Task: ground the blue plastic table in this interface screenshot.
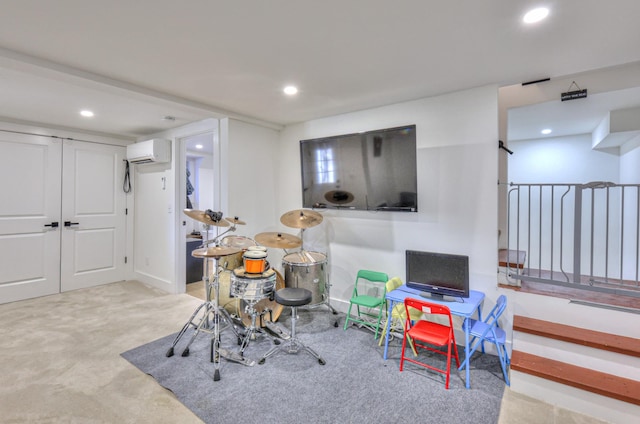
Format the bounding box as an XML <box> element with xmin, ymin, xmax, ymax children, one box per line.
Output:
<box><xmin>383</xmin><ymin>285</ymin><xmax>484</xmax><ymax>389</ymax></box>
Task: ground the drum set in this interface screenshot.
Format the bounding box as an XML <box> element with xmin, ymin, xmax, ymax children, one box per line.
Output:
<box><xmin>166</xmin><ymin>207</ymin><xmax>336</xmax><ymax>381</ymax></box>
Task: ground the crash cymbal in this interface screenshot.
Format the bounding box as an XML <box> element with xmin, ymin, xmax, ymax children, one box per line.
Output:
<box><xmin>280</xmin><ymin>209</ymin><xmax>323</xmax><ymax>229</ymax></box>
<box><xmin>254</xmin><ymin>232</ymin><xmax>302</xmax><ymax>249</ymax></box>
<box><xmin>324</xmin><ymin>190</ymin><xmax>354</xmax><ymax>205</ymax></box>
<box><xmin>192</xmin><ymin>245</ymin><xmax>241</xmax><ymax>258</ymax></box>
<box><xmin>183</xmin><ymin>209</ymin><xmax>230</xmax><ymax>227</ymax></box>
<box><xmin>225</xmin><ymin>216</ymin><xmax>246</xmax><ymax>225</ymax></box>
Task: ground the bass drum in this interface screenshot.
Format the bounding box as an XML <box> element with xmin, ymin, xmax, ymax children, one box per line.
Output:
<box><xmin>282</xmin><ymin>251</ymin><xmax>327</xmax><ymax>305</ymax></box>
<box><xmin>216</xmin><ymin>269</ymin><xmax>284</xmax><ymax>327</ymax></box>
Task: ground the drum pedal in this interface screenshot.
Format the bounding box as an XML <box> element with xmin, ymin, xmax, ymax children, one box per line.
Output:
<box><xmin>263</xmin><ymin>320</ymin><xmax>291</xmax><ymax>340</ymax></box>
<box><xmin>218</xmin><ymin>347</ymin><xmax>256</xmax><ymax>366</ymax></box>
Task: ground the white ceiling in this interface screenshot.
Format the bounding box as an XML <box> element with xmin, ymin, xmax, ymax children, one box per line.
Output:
<box><xmin>1</xmin><ymin>1</ymin><xmax>640</xmax><ymax>139</ymax></box>
<box><xmin>508</xmin><ymin>85</ymin><xmax>640</xmax><ymax>142</ymax></box>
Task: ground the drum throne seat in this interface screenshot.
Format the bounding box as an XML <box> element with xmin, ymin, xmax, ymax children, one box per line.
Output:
<box><xmin>258</xmin><ymin>287</ymin><xmax>326</xmax><ymax>365</ymax></box>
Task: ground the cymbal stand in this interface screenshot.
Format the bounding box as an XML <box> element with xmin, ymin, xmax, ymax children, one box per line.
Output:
<box><xmin>200</xmin><ymin>222</ymin><xmax>237</xmax><ymax>248</ymax></box>
<box><xmin>236</xmin><ymin>300</ymin><xmax>262</xmax><ymax>360</ymax></box>
<box><xmin>165</xmin><ymin>251</ymin><xmax>245</xmax><ymax>381</ymax></box>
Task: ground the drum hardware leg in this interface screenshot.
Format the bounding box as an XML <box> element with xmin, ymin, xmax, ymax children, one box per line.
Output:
<box><xmin>166</xmin><ymin>301</ymin><xmax>207</xmax><ymax>357</ymax></box>
<box><xmin>166</xmin><ymin>255</ymin><xmax>250</xmax><ymax>379</ymax></box>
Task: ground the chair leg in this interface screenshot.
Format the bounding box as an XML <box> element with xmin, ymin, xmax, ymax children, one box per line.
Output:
<box><xmin>343</xmin><ymin>302</ymin><xmax>356</xmax><ymax>330</ymax></box>
<box><xmin>378</xmin><ymin>315</ymin><xmax>390</xmax><ymax>346</ymax></box>
<box><xmin>496</xmin><ymin>343</ymin><xmax>510</xmax><ymax>386</ymax></box>
<box><xmin>378</xmin><ymin>316</ymin><xmax>418</xmax><ymax>356</ymax></box>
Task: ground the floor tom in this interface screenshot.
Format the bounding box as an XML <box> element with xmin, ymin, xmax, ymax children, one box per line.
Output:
<box><xmin>282</xmin><ymin>251</ymin><xmax>328</xmax><ymax>305</ymax></box>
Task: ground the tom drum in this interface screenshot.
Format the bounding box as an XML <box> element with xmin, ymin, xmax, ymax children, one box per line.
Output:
<box><xmin>220</xmin><ymin>236</ymin><xmax>257</xmax><ymax>271</ymax></box>
<box><xmin>282</xmin><ymin>251</ymin><xmax>328</xmax><ymax>305</ymax></box>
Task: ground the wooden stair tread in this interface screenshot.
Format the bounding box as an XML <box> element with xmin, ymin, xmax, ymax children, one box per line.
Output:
<box><xmin>499</xmin><ymin>249</ymin><xmax>526</xmax><ymax>269</ymax></box>
<box><xmin>511</xmin><ymin>351</ymin><xmax>640</xmax><ymax>406</ymax></box>
<box><xmin>513</xmin><ymin>316</ymin><xmax>640</xmax><ymax>358</ymax></box>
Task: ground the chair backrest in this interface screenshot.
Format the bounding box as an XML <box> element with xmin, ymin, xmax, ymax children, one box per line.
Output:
<box><xmin>485</xmin><ymin>295</ymin><xmax>507</xmax><ymax>327</ymax></box>
<box><xmin>385</xmin><ymin>276</ymin><xmax>403</xmax><ymax>293</ymax></box>
<box><xmin>404</xmin><ymin>297</ymin><xmax>454</xmax><ymax>328</ymax></box>
<box><xmin>357</xmin><ymin>269</ymin><xmax>389</xmax><ymax>283</ymax></box>
<box><xmin>352</xmin><ymin>269</ymin><xmax>389</xmax><ymax>298</ymax></box>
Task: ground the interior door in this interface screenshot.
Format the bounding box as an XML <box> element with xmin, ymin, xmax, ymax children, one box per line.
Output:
<box><xmin>0</xmin><ymin>133</ymin><xmax>62</xmax><ymax>304</ymax></box>
<box><xmin>60</xmin><ymin>140</ymin><xmax>127</xmax><ymax>291</ymax></box>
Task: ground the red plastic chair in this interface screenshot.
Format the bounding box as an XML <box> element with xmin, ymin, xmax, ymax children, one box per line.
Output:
<box><xmin>400</xmin><ymin>297</ymin><xmax>460</xmax><ymax>389</ymax></box>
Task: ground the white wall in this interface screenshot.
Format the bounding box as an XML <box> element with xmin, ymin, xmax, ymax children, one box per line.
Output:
<box><xmin>221</xmin><ymin>118</ymin><xmax>281</xmax><ymax>239</ymax></box>
<box><xmin>620</xmin><ymin>135</ymin><xmax>640</xmax><ymax>279</ymax></box>
<box><xmin>276</xmin><ymin>85</ymin><xmax>500</xmax><ymax>311</ymax></box>
<box><xmin>620</xmin><ymin>135</ymin><xmax>640</xmax><ymax>183</ymax></box>
<box><xmin>131</xmin><ymin>119</ymin><xmax>217</xmax><ymax>293</ymax></box>
<box><xmin>509</xmin><ymin>133</ymin><xmax>619</xmax><ymax>184</ymax></box>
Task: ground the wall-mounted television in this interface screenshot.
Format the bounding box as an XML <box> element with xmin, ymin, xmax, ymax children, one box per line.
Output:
<box><xmin>300</xmin><ymin>125</ymin><xmax>417</xmax><ymax>212</ymax></box>
<box><xmin>405</xmin><ymin>250</ymin><xmax>469</xmax><ymax>301</ymax></box>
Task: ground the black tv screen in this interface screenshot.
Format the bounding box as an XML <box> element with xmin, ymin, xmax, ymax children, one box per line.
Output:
<box><xmin>405</xmin><ymin>250</ymin><xmax>470</xmax><ymax>300</ymax></box>
<box><xmin>300</xmin><ymin>125</ymin><xmax>417</xmax><ymax>211</ymax></box>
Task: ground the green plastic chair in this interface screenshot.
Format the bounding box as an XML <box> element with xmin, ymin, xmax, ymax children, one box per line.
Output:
<box><xmin>378</xmin><ymin>276</ymin><xmax>422</xmax><ymax>356</ymax></box>
<box><xmin>343</xmin><ymin>269</ymin><xmax>389</xmax><ymax>338</ymax></box>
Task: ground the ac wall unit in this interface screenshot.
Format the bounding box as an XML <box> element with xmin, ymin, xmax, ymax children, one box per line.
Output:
<box><xmin>126</xmin><ymin>138</ymin><xmax>170</xmax><ymax>164</ymax></box>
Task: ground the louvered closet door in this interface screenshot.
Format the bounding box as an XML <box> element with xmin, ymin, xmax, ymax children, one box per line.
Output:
<box><xmin>60</xmin><ymin>140</ymin><xmax>126</xmax><ymax>292</ymax></box>
<box><xmin>0</xmin><ymin>133</ymin><xmax>62</xmax><ymax>304</ymax></box>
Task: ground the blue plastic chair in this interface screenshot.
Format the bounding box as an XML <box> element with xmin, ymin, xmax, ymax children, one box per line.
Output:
<box><xmin>459</xmin><ymin>294</ymin><xmax>510</xmax><ymax>385</ymax></box>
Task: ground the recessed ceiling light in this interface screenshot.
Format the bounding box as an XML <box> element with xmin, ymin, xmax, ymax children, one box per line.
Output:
<box><xmin>195</xmin><ymin>144</ymin><xmax>203</xmax><ymax>149</ymax></box>
<box><xmin>80</xmin><ymin>110</ymin><xmax>94</xmax><ymax>118</ymax></box>
<box><xmin>523</xmin><ymin>7</ymin><xmax>549</xmax><ymax>24</ymax></box>
<box><xmin>283</xmin><ymin>85</ymin><xmax>298</xmax><ymax>95</ymax></box>
<box><xmin>541</xmin><ymin>128</ymin><xmax>552</xmax><ymax>135</ymax></box>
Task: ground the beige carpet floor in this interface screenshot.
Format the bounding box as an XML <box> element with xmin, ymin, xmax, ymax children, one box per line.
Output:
<box><xmin>0</xmin><ymin>281</ymin><xmax>203</xmax><ymax>423</ymax></box>
<box><xmin>0</xmin><ymin>280</ymin><xmax>606</xmax><ymax>423</ymax></box>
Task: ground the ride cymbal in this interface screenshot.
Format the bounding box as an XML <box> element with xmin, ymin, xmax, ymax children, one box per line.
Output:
<box><xmin>183</xmin><ymin>209</ymin><xmax>230</xmax><ymax>227</ymax></box>
<box><xmin>192</xmin><ymin>245</ymin><xmax>241</xmax><ymax>258</ymax></box>
<box><xmin>254</xmin><ymin>232</ymin><xmax>302</xmax><ymax>249</ymax></box>
<box><xmin>280</xmin><ymin>209</ymin><xmax>323</xmax><ymax>229</ymax></box>
<box><xmin>225</xmin><ymin>216</ymin><xmax>246</xmax><ymax>225</ymax></box>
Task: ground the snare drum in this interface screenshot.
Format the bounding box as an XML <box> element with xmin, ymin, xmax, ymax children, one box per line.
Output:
<box><xmin>282</xmin><ymin>251</ymin><xmax>328</xmax><ymax>305</ymax></box>
<box><xmin>215</xmin><ymin>269</ymin><xmax>284</xmax><ymax>327</ymax></box>
<box><xmin>243</xmin><ymin>249</ymin><xmax>268</xmax><ymax>274</ymax></box>
<box><xmin>221</xmin><ymin>236</ymin><xmax>257</xmax><ymax>271</ymax></box>
<box><xmin>231</xmin><ymin>267</ymin><xmax>277</xmax><ymax>302</ymax></box>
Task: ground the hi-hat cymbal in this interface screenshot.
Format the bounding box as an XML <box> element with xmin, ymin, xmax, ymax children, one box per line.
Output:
<box><xmin>192</xmin><ymin>245</ymin><xmax>241</xmax><ymax>258</ymax></box>
<box><xmin>280</xmin><ymin>209</ymin><xmax>323</xmax><ymax>229</ymax></box>
<box><xmin>183</xmin><ymin>209</ymin><xmax>230</xmax><ymax>227</ymax></box>
<box><xmin>225</xmin><ymin>216</ymin><xmax>246</xmax><ymax>225</ymax></box>
<box><xmin>254</xmin><ymin>232</ymin><xmax>302</xmax><ymax>249</ymax></box>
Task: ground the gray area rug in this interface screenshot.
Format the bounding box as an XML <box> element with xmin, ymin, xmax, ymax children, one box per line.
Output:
<box><xmin>122</xmin><ymin>307</ymin><xmax>505</xmax><ymax>424</ymax></box>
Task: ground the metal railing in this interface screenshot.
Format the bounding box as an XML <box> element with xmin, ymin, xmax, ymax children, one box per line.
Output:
<box><xmin>505</xmin><ymin>182</ymin><xmax>640</xmax><ymax>297</ymax></box>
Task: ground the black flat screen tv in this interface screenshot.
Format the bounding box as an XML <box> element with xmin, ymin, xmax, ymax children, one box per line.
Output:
<box><xmin>300</xmin><ymin>125</ymin><xmax>417</xmax><ymax>212</ymax></box>
<box><xmin>405</xmin><ymin>250</ymin><xmax>470</xmax><ymax>301</ymax></box>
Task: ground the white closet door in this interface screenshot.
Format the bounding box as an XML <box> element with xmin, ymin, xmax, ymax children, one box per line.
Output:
<box><xmin>0</xmin><ymin>133</ymin><xmax>62</xmax><ymax>304</ymax></box>
<box><xmin>60</xmin><ymin>140</ymin><xmax>127</xmax><ymax>291</ymax></box>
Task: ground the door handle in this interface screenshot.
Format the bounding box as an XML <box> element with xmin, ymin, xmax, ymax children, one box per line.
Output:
<box><xmin>44</xmin><ymin>222</ymin><xmax>59</xmax><ymax>228</ymax></box>
<box><xmin>64</xmin><ymin>221</ymin><xmax>79</xmax><ymax>227</ymax></box>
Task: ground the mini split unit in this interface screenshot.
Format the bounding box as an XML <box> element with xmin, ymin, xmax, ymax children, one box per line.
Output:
<box><xmin>126</xmin><ymin>138</ymin><xmax>171</xmax><ymax>164</ymax></box>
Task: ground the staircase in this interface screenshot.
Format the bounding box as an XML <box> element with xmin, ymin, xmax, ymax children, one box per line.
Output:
<box><xmin>510</xmin><ymin>311</ymin><xmax>640</xmax><ymax>423</ymax></box>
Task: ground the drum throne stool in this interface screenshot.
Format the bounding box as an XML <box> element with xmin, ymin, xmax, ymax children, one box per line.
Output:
<box><xmin>258</xmin><ymin>287</ymin><xmax>326</xmax><ymax>365</ymax></box>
